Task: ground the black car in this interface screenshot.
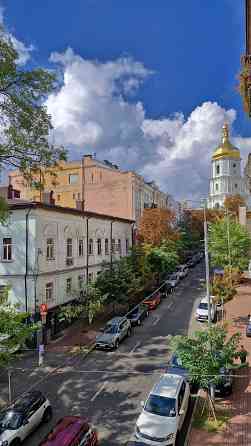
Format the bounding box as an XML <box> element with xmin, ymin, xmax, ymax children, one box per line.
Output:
<box><xmin>159</xmin><ymin>282</ymin><xmax>172</xmax><ymax>297</ymax></box>
<box><xmin>127</xmin><ymin>304</ymin><xmax>149</xmax><ymax>326</ymax></box>
<box><xmin>187</xmin><ymin>258</ymin><xmax>196</xmax><ymax>268</ymax></box>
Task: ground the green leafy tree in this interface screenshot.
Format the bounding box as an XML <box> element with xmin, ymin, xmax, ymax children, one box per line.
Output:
<box><xmin>0</xmin><ymin>289</ymin><xmax>38</xmax><ymax>367</ymax></box>
<box><xmin>145</xmin><ymin>243</ymin><xmax>179</xmax><ymax>284</ymax></box>
<box><xmin>0</xmin><ymin>30</ymin><xmax>66</xmax><ymax>220</ymax></box>
<box><xmin>208</xmin><ymin>217</ymin><xmax>251</xmax><ymax>271</ymax></box>
<box><xmin>170</xmin><ymin>326</ymin><xmax>241</xmax><ymax>393</ymax></box>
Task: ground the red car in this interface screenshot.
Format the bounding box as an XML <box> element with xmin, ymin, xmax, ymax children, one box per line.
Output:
<box><xmin>143</xmin><ymin>291</ymin><xmax>161</xmax><ymax>310</ymax></box>
<box><xmin>39</xmin><ymin>416</ymin><xmax>98</xmax><ymax>446</ymax></box>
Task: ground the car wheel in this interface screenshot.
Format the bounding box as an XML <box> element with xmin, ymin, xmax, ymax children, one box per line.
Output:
<box><xmin>137</xmin><ymin>319</ymin><xmax>141</xmax><ymax>326</ymax></box>
<box><xmin>10</xmin><ymin>440</ymin><xmax>21</xmax><ymax>446</ymax></box>
<box><xmin>43</xmin><ymin>406</ymin><xmax>53</xmax><ymax>423</ymax></box>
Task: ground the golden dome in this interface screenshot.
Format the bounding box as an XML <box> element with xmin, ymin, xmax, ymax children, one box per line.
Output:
<box><xmin>212</xmin><ymin>123</ymin><xmax>240</xmax><ymax>160</ymax></box>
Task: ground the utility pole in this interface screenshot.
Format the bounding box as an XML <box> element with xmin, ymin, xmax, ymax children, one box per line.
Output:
<box><xmin>203</xmin><ymin>202</ymin><xmax>211</xmax><ymax>326</ymax></box>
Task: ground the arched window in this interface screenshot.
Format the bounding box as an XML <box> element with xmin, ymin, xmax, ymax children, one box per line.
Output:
<box><xmin>215</xmin><ymin>183</ymin><xmax>218</xmax><ymax>191</ymax></box>
<box><xmin>105</xmin><ymin>238</ymin><xmax>109</xmax><ymax>255</ymax></box>
<box><xmin>88</xmin><ymin>238</ymin><xmax>93</xmax><ymax>255</ymax></box>
<box><xmin>216</xmin><ymin>165</ymin><xmax>220</xmax><ymax>175</ymax></box>
<box><xmin>215</xmin><ymin>203</ymin><xmax>220</xmax><ymax>209</ymax></box>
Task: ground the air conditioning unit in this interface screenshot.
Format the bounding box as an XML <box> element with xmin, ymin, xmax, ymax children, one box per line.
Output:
<box><xmin>66</xmin><ymin>257</ymin><xmax>73</xmax><ymax>266</ymax></box>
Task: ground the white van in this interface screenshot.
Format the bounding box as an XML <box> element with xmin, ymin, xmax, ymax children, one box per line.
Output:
<box><xmin>196</xmin><ymin>296</ymin><xmax>216</xmax><ymax>322</ymax></box>
<box><xmin>135</xmin><ymin>374</ymin><xmax>190</xmax><ymax>446</ymax></box>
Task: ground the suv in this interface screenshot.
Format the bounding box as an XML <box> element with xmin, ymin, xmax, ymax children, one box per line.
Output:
<box><xmin>135</xmin><ymin>374</ymin><xmax>190</xmax><ymax>446</ymax></box>
<box><xmin>196</xmin><ymin>297</ymin><xmax>216</xmax><ymax>322</ymax></box>
<box><xmin>0</xmin><ymin>391</ymin><xmax>52</xmax><ymax>446</ymax></box>
<box><xmin>166</xmin><ymin>273</ymin><xmax>179</xmax><ymax>288</ymax></box>
<box><xmin>95</xmin><ymin>317</ymin><xmax>131</xmax><ymax>350</ymax></box>
<box><xmin>127</xmin><ymin>304</ymin><xmax>149</xmax><ymax>326</ymax></box>
<box><xmin>39</xmin><ymin>416</ymin><xmax>98</xmax><ymax>446</ymax></box>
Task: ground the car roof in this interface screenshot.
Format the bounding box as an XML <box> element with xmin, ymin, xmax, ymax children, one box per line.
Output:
<box><xmin>150</xmin><ymin>373</ymin><xmax>183</xmax><ymax>399</ymax></box>
<box><xmin>107</xmin><ymin>317</ymin><xmax>125</xmax><ymax>324</ymax></box>
<box><xmin>11</xmin><ymin>391</ymin><xmax>43</xmax><ymax>413</ymax></box>
<box><xmin>39</xmin><ymin>416</ymin><xmax>89</xmax><ymax>446</ymax></box>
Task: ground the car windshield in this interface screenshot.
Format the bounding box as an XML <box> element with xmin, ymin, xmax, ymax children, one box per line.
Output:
<box><xmin>129</xmin><ymin>309</ymin><xmax>139</xmax><ymax>317</ymax></box>
<box><xmin>198</xmin><ymin>302</ymin><xmax>208</xmax><ymax>310</ymax></box>
<box><xmin>171</xmin><ymin>354</ymin><xmax>183</xmax><ymax>368</ymax></box>
<box><xmin>104</xmin><ymin>325</ymin><xmax>118</xmax><ymax>334</ymax></box>
<box><xmin>145</xmin><ymin>395</ymin><xmax>176</xmax><ymax>417</ymax></box>
<box><xmin>0</xmin><ymin>411</ymin><xmax>22</xmax><ymax>430</ymax></box>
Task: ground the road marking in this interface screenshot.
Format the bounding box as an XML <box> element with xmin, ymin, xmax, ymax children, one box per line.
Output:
<box><xmin>167</xmin><ymin>302</ymin><xmax>173</xmax><ymax>310</ymax></box>
<box><xmin>91</xmin><ymin>381</ymin><xmax>107</xmax><ymax>402</ymax></box>
<box><xmin>152</xmin><ymin>316</ymin><xmax>160</xmax><ymax>326</ymax></box>
<box><xmin>129</xmin><ymin>341</ymin><xmax>141</xmax><ymax>354</ymax></box>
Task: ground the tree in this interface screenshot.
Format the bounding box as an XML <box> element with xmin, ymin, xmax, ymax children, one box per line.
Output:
<box><xmin>208</xmin><ymin>217</ymin><xmax>251</xmax><ymax>271</ymax></box>
<box><xmin>170</xmin><ymin>326</ymin><xmax>241</xmax><ymax>405</ymax></box>
<box><xmin>145</xmin><ymin>243</ymin><xmax>179</xmax><ymax>283</ymax></box>
<box><xmin>138</xmin><ymin>208</ymin><xmax>178</xmax><ymax>246</ymax></box>
<box><xmin>0</xmin><ymin>289</ymin><xmax>38</xmax><ymax>367</ymax></box>
<box><xmin>224</xmin><ymin>194</ymin><xmax>246</xmax><ymax>217</ymax></box>
<box><xmin>0</xmin><ymin>31</ymin><xmax>66</xmax><ymax>218</ymax></box>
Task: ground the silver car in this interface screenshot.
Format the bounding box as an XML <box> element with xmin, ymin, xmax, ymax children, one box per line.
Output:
<box><xmin>96</xmin><ymin>317</ymin><xmax>132</xmax><ymax>350</ymax></box>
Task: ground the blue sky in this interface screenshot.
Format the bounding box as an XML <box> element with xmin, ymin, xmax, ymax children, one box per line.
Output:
<box><xmin>2</xmin><ymin>0</ymin><xmax>251</xmax><ymax>199</ymax></box>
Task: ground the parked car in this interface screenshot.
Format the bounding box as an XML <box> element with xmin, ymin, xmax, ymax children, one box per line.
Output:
<box><xmin>95</xmin><ymin>317</ymin><xmax>131</xmax><ymax>350</ymax></box>
<box><xmin>0</xmin><ymin>391</ymin><xmax>52</xmax><ymax>446</ymax></box>
<box><xmin>246</xmin><ymin>321</ymin><xmax>251</xmax><ymax>337</ymax></box>
<box><xmin>195</xmin><ymin>296</ymin><xmax>216</xmax><ymax>322</ymax></box>
<box><xmin>166</xmin><ymin>273</ymin><xmax>179</xmax><ymax>288</ymax></box>
<box><xmin>159</xmin><ymin>282</ymin><xmax>173</xmax><ymax>297</ymax></box>
<box><xmin>166</xmin><ymin>352</ymin><xmax>232</xmax><ymax>397</ymax></box>
<box><xmin>135</xmin><ymin>373</ymin><xmax>190</xmax><ymax>446</ymax></box>
<box><xmin>39</xmin><ymin>416</ymin><xmax>98</xmax><ymax>446</ymax></box>
<box><xmin>127</xmin><ymin>304</ymin><xmax>149</xmax><ymax>326</ymax></box>
<box><xmin>177</xmin><ymin>265</ymin><xmax>189</xmax><ymax>279</ymax></box>
<box><xmin>143</xmin><ymin>290</ymin><xmax>161</xmax><ymax>310</ymax></box>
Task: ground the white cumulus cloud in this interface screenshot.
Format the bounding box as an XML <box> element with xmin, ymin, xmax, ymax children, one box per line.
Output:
<box><xmin>47</xmin><ymin>49</ymin><xmax>251</xmax><ymax>200</ymax></box>
<box><xmin>0</xmin><ymin>6</ymin><xmax>34</xmax><ymax>65</ymax></box>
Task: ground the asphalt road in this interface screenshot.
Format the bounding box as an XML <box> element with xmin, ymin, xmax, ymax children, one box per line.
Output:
<box><xmin>1</xmin><ymin>263</ymin><xmax>205</xmax><ymax>446</ymax></box>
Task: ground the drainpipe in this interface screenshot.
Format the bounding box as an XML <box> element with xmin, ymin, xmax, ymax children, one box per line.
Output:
<box><xmin>25</xmin><ymin>207</ymin><xmax>32</xmax><ymax>314</ymax></box>
<box><xmin>110</xmin><ymin>221</ymin><xmax>113</xmax><ymax>271</ymax></box>
<box><xmin>86</xmin><ymin>217</ymin><xmax>89</xmax><ymax>284</ymax></box>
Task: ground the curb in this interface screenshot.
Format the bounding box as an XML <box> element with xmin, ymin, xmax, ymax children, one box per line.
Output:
<box><xmin>184</xmin><ymin>393</ymin><xmax>200</xmax><ymax>446</ymax></box>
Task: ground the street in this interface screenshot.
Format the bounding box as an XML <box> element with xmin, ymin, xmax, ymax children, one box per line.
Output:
<box><xmin>0</xmin><ymin>263</ymin><xmax>205</xmax><ymax>445</ymax></box>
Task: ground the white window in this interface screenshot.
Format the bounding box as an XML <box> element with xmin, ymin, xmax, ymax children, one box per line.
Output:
<box><xmin>88</xmin><ymin>238</ymin><xmax>93</xmax><ymax>255</ymax></box>
<box><xmin>78</xmin><ymin>274</ymin><xmax>84</xmax><ymax>289</ymax></box>
<box><xmin>2</xmin><ymin>238</ymin><xmax>12</xmax><ymax>261</ymax></box>
<box><xmin>117</xmin><ymin>239</ymin><xmax>121</xmax><ymax>254</ymax></box>
<box><xmin>66</xmin><ymin>278</ymin><xmax>72</xmax><ymax>293</ymax></box>
<box><xmin>111</xmin><ymin>239</ymin><xmax>115</xmax><ymax>254</ymax></box>
<box><xmin>46</xmin><ymin>238</ymin><xmax>54</xmax><ymax>260</ymax></box>
<box><xmin>66</xmin><ymin>238</ymin><xmax>73</xmax><ymax>258</ymax></box>
<box><xmin>97</xmin><ymin>238</ymin><xmax>102</xmax><ymax>255</ymax></box>
<box><xmin>105</xmin><ymin>238</ymin><xmax>109</xmax><ymax>255</ymax></box>
<box><xmin>78</xmin><ymin>239</ymin><xmax>84</xmax><ymax>257</ymax></box>
<box><xmin>45</xmin><ymin>282</ymin><xmax>53</xmax><ymax>301</ymax></box>
<box><xmin>69</xmin><ymin>174</ymin><xmax>79</xmax><ymax>185</ymax></box>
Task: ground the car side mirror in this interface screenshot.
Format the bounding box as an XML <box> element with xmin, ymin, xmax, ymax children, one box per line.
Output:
<box><xmin>23</xmin><ymin>419</ymin><xmax>29</xmax><ymax>425</ymax></box>
<box><xmin>140</xmin><ymin>400</ymin><xmax>145</xmax><ymax>408</ymax></box>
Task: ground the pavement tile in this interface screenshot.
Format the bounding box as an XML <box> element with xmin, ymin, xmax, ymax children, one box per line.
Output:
<box><xmin>189</xmin><ymin>279</ymin><xmax>251</xmax><ymax>446</ymax></box>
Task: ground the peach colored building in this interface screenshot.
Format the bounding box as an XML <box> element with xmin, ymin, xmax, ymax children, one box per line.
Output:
<box><xmin>9</xmin><ymin>155</ymin><xmax>169</xmax><ymax>225</ymax></box>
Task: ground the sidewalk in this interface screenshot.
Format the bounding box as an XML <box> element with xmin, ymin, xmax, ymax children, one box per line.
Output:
<box><xmin>189</xmin><ymin>279</ymin><xmax>251</xmax><ymax>445</ymax></box>
<box><xmin>46</xmin><ymin>318</ymin><xmax>101</xmax><ymax>353</ymax></box>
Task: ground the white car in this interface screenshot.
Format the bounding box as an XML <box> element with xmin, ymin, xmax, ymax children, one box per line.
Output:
<box><xmin>135</xmin><ymin>374</ymin><xmax>190</xmax><ymax>446</ymax></box>
<box><xmin>196</xmin><ymin>296</ymin><xmax>216</xmax><ymax>322</ymax></box>
<box><xmin>0</xmin><ymin>391</ymin><xmax>52</xmax><ymax>446</ymax></box>
<box><xmin>166</xmin><ymin>273</ymin><xmax>179</xmax><ymax>288</ymax></box>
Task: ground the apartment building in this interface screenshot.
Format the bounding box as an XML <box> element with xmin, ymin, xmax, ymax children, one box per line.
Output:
<box><xmin>9</xmin><ymin>155</ymin><xmax>169</xmax><ymax>226</ymax></box>
<box><xmin>0</xmin><ymin>201</ymin><xmax>133</xmax><ymax>340</ymax></box>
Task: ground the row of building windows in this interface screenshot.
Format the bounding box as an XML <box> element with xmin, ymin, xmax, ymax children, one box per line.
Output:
<box><xmin>0</xmin><ymin>237</ymin><xmax>130</xmax><ymax>262</ymax></box>
<box><xmin>215</xmin><ymin>163</ymin><xmax>237</xmax><ymax>175</ymax></box>
<box><xmin>214</xmin><ymin>183</ymin><xmax>238</xmax><ymax>192</ymax></box>
<box><xmin>45</xmin><ymin>272</ymin><xmax>96</xmax><ymax>302</ymax></box>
